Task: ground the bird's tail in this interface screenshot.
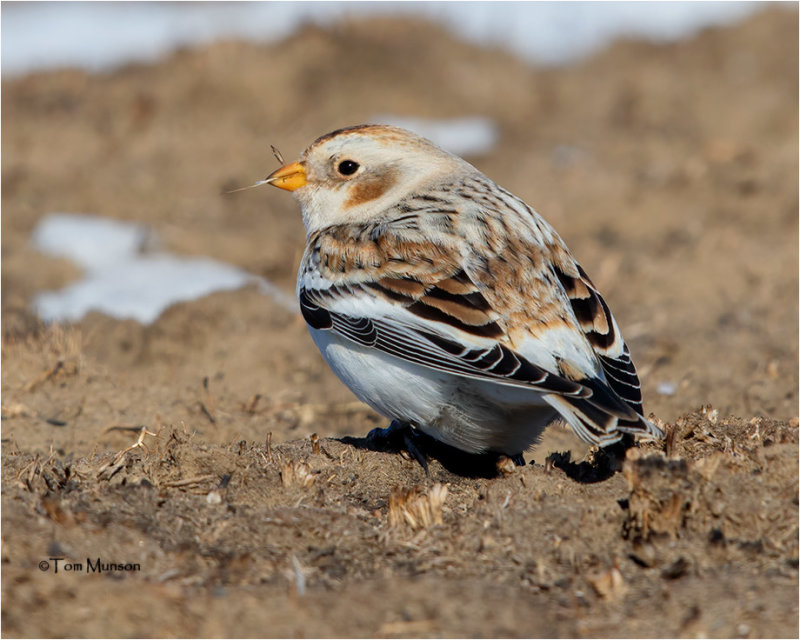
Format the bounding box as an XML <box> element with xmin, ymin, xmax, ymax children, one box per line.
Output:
<box><xmin>544</xmin><ymin>377</ymin><xmax>664</xmax><ymax>447</ymax></box>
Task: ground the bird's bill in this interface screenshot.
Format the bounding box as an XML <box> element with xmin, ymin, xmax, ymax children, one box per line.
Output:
<box><xmin>265</xmin><ymin>161</ymin><xmax>307</xmax><ymax>191</ymax></box>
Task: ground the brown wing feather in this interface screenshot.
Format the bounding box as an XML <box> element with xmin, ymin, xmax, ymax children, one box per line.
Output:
<box><xmin>309</xmin><ymin>224</ymin><xmax>504</xmax><ymax>338</ymax></box>
<box><xmin>553</xmin><ymin>263</ymin><xmax>644</xmax><ymax>415</ymax></box>
<box><xmin>366</xmin><ymin>268</ymin><xmax>504</xmax><ymax>339</ymax></box>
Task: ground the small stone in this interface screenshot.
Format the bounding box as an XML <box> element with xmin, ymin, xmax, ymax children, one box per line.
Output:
<box><xmin>587</xmin><ymin>567</ymin><xmax>627</xmax><ymax>600</ymax></box>
<box><xmin>496</xmin><ymin>455</ymin><xmax>516</xmax><ymax>476</ymax></box>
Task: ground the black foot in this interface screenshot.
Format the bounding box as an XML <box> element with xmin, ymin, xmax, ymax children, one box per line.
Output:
<box><xmin>366</xmin><ymin>420</ymin><xmax>429</xmax><ymax>473</ymax></box>
<box><xmin>546</xmin><ymin>433</ymin><xmax>636</xmax><ymax>483</ymax></box>
<box><xmin>339</xmin><ymin>426</ymin><xmax>525</xmax><ymax>479</ymax></box>
<box><xmin>601</xmin><ymin>433</ymin><xmax>635</xmax><ymax>466</ymax></box>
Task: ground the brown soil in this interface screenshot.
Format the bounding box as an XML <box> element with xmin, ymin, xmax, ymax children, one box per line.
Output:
<box><xmin>2</xmin><ymin>8</ymin><xmax>798</xmax><ymax>638</ymax></box>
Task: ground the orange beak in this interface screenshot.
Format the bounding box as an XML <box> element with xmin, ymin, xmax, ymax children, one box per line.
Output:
<box><xmin>265</xmin><ymin>161</ymin><xmax>307</xmax><ymax>191</ymax></box>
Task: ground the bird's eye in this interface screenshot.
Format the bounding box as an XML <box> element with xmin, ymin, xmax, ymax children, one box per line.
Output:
<box><xmin>337</xmin><ymin>160</ymin><xmax>360</xmax><ymax>176</ymax></box>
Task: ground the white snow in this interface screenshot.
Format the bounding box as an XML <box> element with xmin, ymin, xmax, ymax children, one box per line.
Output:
<box><xmin>31</xmin><ymin>213</ymin><xmax>296</xmax><ymax>325</ymax></box>
<box><xmin>657</xmin><ymin>381</ymin><xmax>677</xmax><ymax>396</ymax></box>
<box><xmin>372</xmin><ymin>115</ymin><xmax>499</xmax><ymax>156</ymax></box>
<box><xmin>1</xmin><ymin>2</ymin><xmax>766</xmax><ymax>76</ymax></box>
<box><xmin>31</xmin><ymin>213</ymin><xmax>152</xmax><ymax>271</ymax></box>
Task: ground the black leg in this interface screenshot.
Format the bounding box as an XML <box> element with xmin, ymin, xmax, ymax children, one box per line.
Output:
<box><xmin>599</xmin><ymin>433</ymin><xmax>635</xmax><ymax>471</ymax></box>
<box><xmin>366</xmin><ymin>420</ymin><xmax>429</xmax><ymax>473</ymax></box>
<box><xmin>341</xmin><ymin>424</ymin><xmax>520</xmax><ymax>479</ymax></box>
<box><xmin>546</xmin><ymin>433</ymin><xmax>636</xmax><ymax>483</ymax></box>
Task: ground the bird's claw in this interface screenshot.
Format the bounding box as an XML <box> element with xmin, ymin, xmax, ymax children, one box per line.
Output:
<box><xmin>366</xmin><ymin>420</ymin><xmax>429</xmax><ymax>474</ymax></box>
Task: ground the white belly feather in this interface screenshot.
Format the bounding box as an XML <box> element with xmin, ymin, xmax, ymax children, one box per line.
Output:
<box><xmin>308</xmin><ymin>327</ymin><xmax>558</xmax><ymax>454</ymax></box>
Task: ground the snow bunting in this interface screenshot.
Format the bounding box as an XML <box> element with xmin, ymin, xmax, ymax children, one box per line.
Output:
<box><xmin>263</xmin><ymin>125</ymin><xmax>663</xmax><ymax>461</ymax></box>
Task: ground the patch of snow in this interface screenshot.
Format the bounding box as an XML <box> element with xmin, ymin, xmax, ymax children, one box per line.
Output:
<box><xmin>657</xmin><ymin>381</ymin><xmax>677</xmax><ymax>396</ymax></box>
<box><xmin>31</xmin><ymin>213</ymin><xmax>152</xmax><ymax>271</ymax></box>
<box><xmin>1</xmin><ymin>2</ymin><xmax>767</xmax><ymax>76</ymax></box>
<box><xmin>31</xmin><ymin>213</ymin><xmax>296</xmax><ymax>325</ymax></box>
<box><xmin>372</xmin><ymin>115</ymin><xmax>499</xmax><ymax>156</ymax></box>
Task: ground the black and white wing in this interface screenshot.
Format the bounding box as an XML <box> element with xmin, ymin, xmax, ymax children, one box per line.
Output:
<box><xmin>299</xmin><ymin>254</ymin><xmax>662</xmax><ymax>446</ymax></box>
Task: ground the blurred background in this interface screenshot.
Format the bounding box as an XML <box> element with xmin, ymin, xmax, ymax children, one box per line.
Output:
<box><xmin>2</xmin><ymin>1</ymin><xmax>763</xmax><ymax>75</ymax></box>
<box><xmin>2</xmin><ymin>0</ymin><xmax>797</xmax><ymax>446</ymax></box>
<box><xmin>2</xmin><ymin>4</ymin><xmax>798</xmax><ymax>637</ymax></box>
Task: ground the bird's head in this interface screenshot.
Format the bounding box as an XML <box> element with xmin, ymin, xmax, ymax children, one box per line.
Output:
<box><xmin>265</xmin><ymin>125</ymin><xmax>474</xmax><ymax>233</ymax></box>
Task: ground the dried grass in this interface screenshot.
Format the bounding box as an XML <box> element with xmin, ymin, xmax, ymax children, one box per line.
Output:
<box><xmin>388</xmin><ymin>483</ymin><xmax>448</xmax><ymax>530</ymax></box>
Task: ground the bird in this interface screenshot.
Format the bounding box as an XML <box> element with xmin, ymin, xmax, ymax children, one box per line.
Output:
<box><xmin>261</xmin><ymin>124</ymin><xmax>663</xmax><ymax>468</ymax></box>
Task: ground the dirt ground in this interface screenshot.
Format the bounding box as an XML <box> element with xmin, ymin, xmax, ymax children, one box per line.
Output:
<box><xmin>2</xmin><ymin>8</ymin><xmax>798</xmax><ymax>638</ymax></box>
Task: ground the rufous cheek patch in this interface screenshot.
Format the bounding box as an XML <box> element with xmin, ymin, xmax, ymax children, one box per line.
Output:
<box><xmin>345</xmin><ymin>172</ymin><xmax>397</xmax><ymax>208</ymax></box>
